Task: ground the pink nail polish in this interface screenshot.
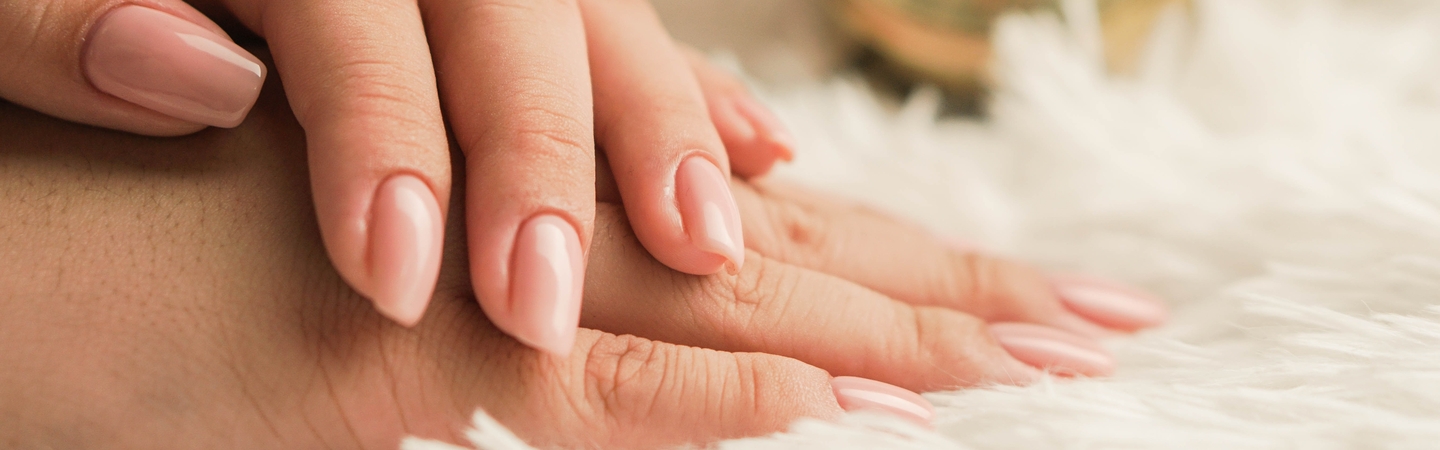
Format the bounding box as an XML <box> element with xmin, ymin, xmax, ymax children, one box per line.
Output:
<box><xmin>676</xmin><ymin>156</ymin><xmax>745</xmax><ymax>271</ymax></box>
<box><xmin>1054</xmin><ymin>278</ymin><xmax>1168</xmax><ymax>330</ymax></box>
<box><xmin>989</xmin><ymin>323</ymin><xmax>1115</xmax><ymax>377</ymax></box>
<box><xmin>732</xmin><ymin>95</ymin><xmax>795</xmax><ymax>161</ymax></box>
<box><xmin>367</xmin><ymin>175</ymin><xmax>444</xmax><ymax>327</ymax></box>
<box><xmin>831</xmin><ymin>376</ymin><xmax>934</xmax><ymax>426</ymax></box>
<box><xmin>507</xmin><ymin>214</ymin><xmax>584</xmax><ymax>357</ymax></box>
<box><xmin>84</xmin><ymin>5</ymin><xmax>266</xmax><ymax>128</ymax></box>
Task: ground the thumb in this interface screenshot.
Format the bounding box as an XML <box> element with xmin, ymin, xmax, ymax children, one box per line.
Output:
<box><xmin>0</xmin><ymin>1</ymin><xmax>265</xmax><ymax>136</ymax></box>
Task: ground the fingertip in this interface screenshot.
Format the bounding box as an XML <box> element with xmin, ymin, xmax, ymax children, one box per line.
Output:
<box><xmin>731</xmin><ymin>94</ymin><xmax>796</xmax><ymax>163</ymax></box>
<box><xmin>84</xmin><ymin>5</ymin><xmax>266</xmax><ymax>129</ymax></box>
<box><xmin>362</xmin><ymin>174</ymin><xmax>444</xmax><ymax>328</ymax></box>
<box><xmin>989</xmin><ymin>322</ymin><xmax>1116</xmax><ymax>377</ymax></box>
<box><xmin>831</xmin><ymin>376</ymin><xmax>935</xmax><ymax>427</ymax></box>
<box><xmin>1052</xmin><ymin>275</ymin><xmax>1170</xmax><ymax>331</ymax></box>
<box><xmin>675</xmin><ymin>156</ymin><xmax>746</xmax><ymax>274</ymax></box>
<box><xmin>498</xmin><ymin>214</ymin><xmax>585</xmax><ymax>357</ymax></box>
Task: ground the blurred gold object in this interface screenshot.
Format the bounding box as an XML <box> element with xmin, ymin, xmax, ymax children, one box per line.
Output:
<box><xmin>838</xmin><ymin>0</ymin><xmax>1186</xmax><ymax>103</ymax></box>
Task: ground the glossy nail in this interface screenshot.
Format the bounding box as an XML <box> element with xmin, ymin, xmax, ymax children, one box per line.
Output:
<box><xmin>831</xmin><ymin>376</ymin><xmax>934</xmax><ymax>426</ymax></box>
<box><xmin>367</xmin><ymin>175</ymin><xmax>444</xmax><ymax>327</ymax></box>
<box><xmin>507</xmin><ymin>214</ymin><xmax>584</xmax><ymax>357</ymax></box>
<box><xmin>1055</xmin><ymin>278</ymin><xmax>1168</xmax><ymax>330</ymax></box>
<box><xmin>84</xmin><ymin>5</ymin><xmax>265</xmax><ymax>128</ymax></box>
<box><xmin>732</xmin><ymin>95</ymin><xmax>796</xmax><ymax>161</ymax></box>
<box><xmin>989</xmin><ymin>323</ymin><xmax>1115</xmax><ymax>377</ymax></box>
<box><xmin>676</xmin><ymin>156</ymin><xmax>745</xmax><ymax>271</ymax></box>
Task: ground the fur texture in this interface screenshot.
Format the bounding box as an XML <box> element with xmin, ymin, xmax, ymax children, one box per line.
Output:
<box><xmin>408</xmin><ymin>0</ymin><xmax>1440</xmax><ymax>448</ymax></box>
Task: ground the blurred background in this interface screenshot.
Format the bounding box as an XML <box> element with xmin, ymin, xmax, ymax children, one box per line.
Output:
<box><xmin>653</xmin><ymin>0</ymin><xmax>1188</xmax><ymax>113</ymax></box>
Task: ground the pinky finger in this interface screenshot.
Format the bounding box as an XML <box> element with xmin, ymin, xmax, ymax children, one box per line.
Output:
<box><xmin>682</xmin><ymin>48</ymin><xmax>795</xmax><ymax>179</ymax></box>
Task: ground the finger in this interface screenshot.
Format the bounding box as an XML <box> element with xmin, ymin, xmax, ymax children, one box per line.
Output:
<box><xmin>461</xmin><ymin>327</ymin><xmax>932</xmax><ymax>448</ymax></box>
<box><xmin>0</xmin><ymin>1</ymin><xmax>264</xmax><ymax>135</ymax></box>
<box><xmin>264</xmin><ymin>0</ymin><xmax>449</xmax><ymax>327</ymax></box>
<box><xmin>581</xmin><ymin>0</ymin><xmax>745</xmax><ymax>276</ymax></box>
<box><xmin>736</xmin><ymin>180</ymin><xmax>1168</xmax><ymax>336</ymax></box>
<box><xmin>680</xmin><ymin>47</ymin><xmax>795</xmax><ymax>178</ymax></box>
<box><xmin>420</xmin><ymin>0</ymin><xmax>593</xmax><ymax>357</ymax></box>
<box><xmin>582</xmin><ymin>204</ymin><xmax>1115</xmax><ymax>392</ymax></box>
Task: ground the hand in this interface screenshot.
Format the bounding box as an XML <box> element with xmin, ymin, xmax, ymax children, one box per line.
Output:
<box><xmin>0</xmin><ymin>0</ymin><xmax>796</xmax><ymax>356</ymax></box>
<box><xmin>0</xmin><ymin>56</ymin><xmax>1163</xmax><ymax>448</ymax></box>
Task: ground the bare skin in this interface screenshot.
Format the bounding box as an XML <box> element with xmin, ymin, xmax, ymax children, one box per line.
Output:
<box><xmin>0</xmin><ymin>51</ymin><xmax>1159</xmax><ymax>449</ymax></box>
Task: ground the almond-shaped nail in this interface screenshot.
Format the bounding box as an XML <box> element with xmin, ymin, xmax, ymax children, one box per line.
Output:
<box><xmin>676</xmin><ymin>156</ymin><xmax>745</xmax><ymax>271</ymax></box>
<box><xmin>84</xmin><ymin>5</ymin><xmax>265</xmax><ymax>128</ymax></box>
<box><xmin>732</xmin><ymin>95</ymin><xmax>795</xmax><ymax>161</ymax></box>
<box><xmin>1054</xmin><ymin>278</ymin><xmax>1168</xmax><ymax>331</ymax></box>
<box><xmin>831</xmin><ymin>376</ymin><xmax>934</xmax><ymax>426</ymax></box>
<box><xmin>506</xmin><ymin>214</ymin><xmax>584</xmax><ymax>357</ymax></box>
<box><xmin>367</xmin><ymin>175</ymin><xmax>444</xmax><ymax>327</ymax></box>
<box><xmin>989</xmin><ymin>323</ymin><xmax>1115</xmax><ymax>377</ymax></box>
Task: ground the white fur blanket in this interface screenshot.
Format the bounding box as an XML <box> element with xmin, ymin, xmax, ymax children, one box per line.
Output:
<box><xmin>410</xmin><ymin>0</ymin><xmax>1440</xmax><ymax>448</ymax></box>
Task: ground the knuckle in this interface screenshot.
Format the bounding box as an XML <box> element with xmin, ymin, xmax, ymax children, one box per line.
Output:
<box><xmin>684</xmin><ymin>255</ymin><xmax>802</xmax><ymax>345</ymax></box>
<box><xmin>755</xmin><ymin>199</ymin><xmax>836</xmax><ymax>267</ymax></box>
<box><xmin>496</xmin><ymin>105</ymin><xmax>593</xmax><ymax>164</ymax></box>
<box><xmin>943</xmin><ymin>252</ymin><xmax>1004</xmax><ymax>316</ymax></box>
<box><xmin>579</xmin><ymin>334</ymin><xmax>670</xmax><ymax>425</ymax></box>
<box><xmin>944</xmin><ymin>253</ymin><xmax>1054</xmax><ymax>320</ymax></box>
<box><xmin>299</xmin><ymin>60</ymin><xmax>440</xmax><ymax>137</ymax></box>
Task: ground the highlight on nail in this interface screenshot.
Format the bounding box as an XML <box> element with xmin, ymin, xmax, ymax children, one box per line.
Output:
<box><xmin>675</xmin><ymin>156</ymin><xmax>745</xmax><ymax>272</ymax></box>
<box><xmin>988</xmin><ymin>322</ymin><xmax>1115</xmax><ymax>377</ymax></box>
<box><xmin>1053</xmin><ymin>277</ymin><xmax>1168</xmax><ymax>331</ymax></box>
<box><xmin>84</xmin><ymin>5</ymin><xmax>266</xmax><ymax>127</ymax></box>
<box><xmin>365</xmin><ymin>174</ymin><xmax>444</xmax><ymax>327</ymax></box>
<box><xmin>503</xmin><ymin>214</ymin><xmax>584</xmax><ymax>357</ymax></box>
<box><xmin>831</xmin><ymin>376</ymin><xmax>935</xmax><ymax>426</ymax></box>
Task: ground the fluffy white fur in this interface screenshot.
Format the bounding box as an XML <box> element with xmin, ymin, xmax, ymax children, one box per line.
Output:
<box><xmin>407</xmin><ymin>0</ymin><xmax>1440</xmax><ymax>448</ymax></box>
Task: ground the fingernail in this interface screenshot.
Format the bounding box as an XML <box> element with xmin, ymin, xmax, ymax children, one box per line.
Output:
<box><xmin>732</xmin><ymin>95</ymin><xmax>795</xmax><ymax>161</ymax></box>
<box><xmin>367</xmin><ymin>175</ymin><xmax>444</xmax><ymax>327</ymax></box>
<box><xmin>507</xmin><ymin>214</ymin><xmax>584</xmax><ymax>357</ymax></box>
<box><xmin>1054</xmin><ymin>278</ymin><xmax>1168</xmax><ymax>330</ymax></box>
<box><xmin>989</xmin><ymin>323</ymin><xmax>1115</xmax><ymax>377</ymax></box>
<box><xmin>831</xmin><ymin>376</ymin><xmax>934</xmax><ymax>426</ymax></box>
<box><xmin>84</xmin><ymin>5</ymin><xmax>266</xmax><ymax>128</ymax></box>
<box><xmin>676</xmin><ymin>156</ymin><xmax>745</xmax><ymax>271</ymax></box>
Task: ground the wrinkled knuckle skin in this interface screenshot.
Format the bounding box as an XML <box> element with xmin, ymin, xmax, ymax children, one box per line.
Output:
<box><xmin>501</xmin><ymin>105</ymin><xmax>593</xmax><ymax>165</ymax></box>
<box><xmin>681</xmin><ymin>254</ymin><xmax>801</xmax><ymax>350</ymax></box>
<box><xmin>579</xmin><ymin>335</ymin><xmax>671</xmax><ymax>430</ymax></box>
<box><xmin>299</xmin><ymin>60</ymin><xmax>440</xmax><ymax>142</ymax></box>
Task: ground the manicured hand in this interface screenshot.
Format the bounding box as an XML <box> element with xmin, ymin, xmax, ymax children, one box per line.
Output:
<box><xmin>1</xmin><ymin>76</ymin><xmax>1165</xmax><ymax>448</ymax></box>
<box><xmin>0</xmin><ymin>0</ymin><xmax>795</xmax><ymax>355</ymax></box>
